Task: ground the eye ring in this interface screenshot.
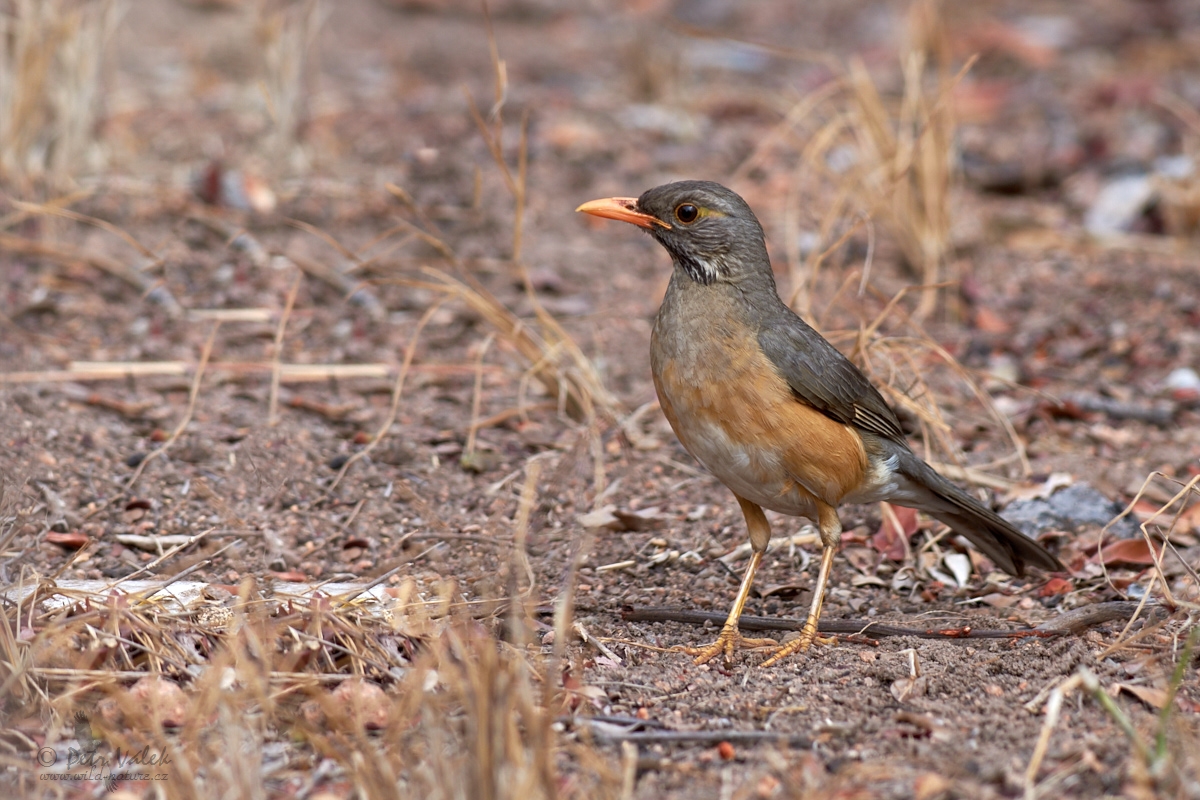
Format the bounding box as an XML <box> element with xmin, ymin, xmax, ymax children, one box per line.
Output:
<box><xmin>675</xmin><ymin>203</ymin><xmax>699</xmax><ymax>224</ymax></box>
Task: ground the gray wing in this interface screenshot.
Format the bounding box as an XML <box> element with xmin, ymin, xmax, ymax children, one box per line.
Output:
<box><xmin>758</xmin><ymin>317</ymin><xmax>907</xmax><ymax>443</ymax></box>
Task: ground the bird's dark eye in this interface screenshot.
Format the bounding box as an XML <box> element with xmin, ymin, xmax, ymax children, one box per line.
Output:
<box><xmin>675</xmin><ymin>203</ymin><xmax>699</xmax><ymax>224</ymax></box>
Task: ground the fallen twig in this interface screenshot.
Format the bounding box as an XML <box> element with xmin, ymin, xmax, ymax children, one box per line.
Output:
<box><xmin>578</xmin><ymin>724</ymin><xmax>811</xmax><ymax>747</ymax></box>
<box><xmin>1033</xmin><ymin>601</ymin><xmax>1165</xmax><ymax>635</ymax></box>
<box><xmin>623</xmin><ymin>601</ymin><xmax>1147</xmax><ymax>640</ymax></box>
<box><xmin>1058</xmin><ymin>393</ymin><xmax>1175</xmax><ymax>426</ymax></box>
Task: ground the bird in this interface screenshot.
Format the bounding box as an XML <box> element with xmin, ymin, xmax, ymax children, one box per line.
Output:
<box><xmin>576</xmin><ymin>180</ymin><xmax>1063</xmax><ymax>667</ymax></box>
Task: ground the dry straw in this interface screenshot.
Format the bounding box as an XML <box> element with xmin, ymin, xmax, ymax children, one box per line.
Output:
<box><xmin>0</xmin><ymin>0</ymin><xmax>122</xmax><ymax>185</ymax></box>
<box><xmin>728</xmin><ymin>0</ymin><xmax>966</xmax><ymax>323</ymax></box>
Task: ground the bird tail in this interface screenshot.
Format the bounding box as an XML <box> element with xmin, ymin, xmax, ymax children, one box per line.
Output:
<box><xmin>889</xmin><ymin>450</ymin><xmax>1063</xmax><ymax>577</ymax></box>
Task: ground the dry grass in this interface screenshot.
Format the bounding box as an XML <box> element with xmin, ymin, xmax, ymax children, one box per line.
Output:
<box><xmin>830</xmin><ymin>280</ymin><xmax>1032</xmax><ymax>477</ymax></box>
<box><xmin>256</xmin><ymin>0</ymin><xmax>324</xmax><ymax>172</ymax></box>
<box><xmin>0</xmin><ymin>0</ymin><xmax>121</xmax><ymax>186</ymax></box>
<box><xmin>732</xmin><ymin>0</ymin><xmax>963</xmax><ymax>323</ymax></box>
<box><xmin>1018</xmin><ymin>472</ymin><xmax>1200</xmax><ymax>800</ymax></box>
<box><xmin>2</xmin><ymin>4</ymin><xmax>1197</xmax><ymax>799</ymax></box>
<box><xmin>0</xmin><ymin>574</ymin><xmax>621</xmax><ymax>798</ymax></box>
<box><xmin>0</xmin><ymin>6</ymin><xmax>628</xmax><ymax>797</ymax></box>
<box><xmin>706</xmin><ymin>2</ymin><xmax>1010</xmax><ymax>481</ymax></box>
<box><xmin>1024</xmin><ymin>626</ymin><xmax>1199</xmax><ymax>800</ymax></box>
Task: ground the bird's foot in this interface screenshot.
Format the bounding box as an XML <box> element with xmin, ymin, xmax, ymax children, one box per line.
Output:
<box><xmin>759</xmin><ymin>621</ymin><xmax>836</xmax><ymax>668</ymax></box>
<box><xmin>679</xmin><ymin>623</ymin><xmax>778</xmax><ymax>665</ymax></box>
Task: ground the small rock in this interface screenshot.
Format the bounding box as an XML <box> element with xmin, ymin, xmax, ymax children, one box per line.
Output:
<box><xmin>1085</xmin><ymin>173</ymin><xmax>1155</xmax><ymax>236</ymax></box>
<box><xmin>617</xmin><ymin>104</ymin><xmax>705</xmax><ymax>140</ymax></box>
<box><xmin>193</xmin><ymin>160</ymin><xmax>276</xmax><ymax>213</ymax></box>
<box><xmin>1004</xmin><ymin>482</ymin><xmax>1138</xmax><ymax>538</ymax></box>
<box><xmin>1165</xmin><ymin>367</ymin><xmax>1200</xmax><ymax>392</ymax></box>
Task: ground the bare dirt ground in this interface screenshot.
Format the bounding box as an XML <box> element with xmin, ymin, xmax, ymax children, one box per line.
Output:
<box><xmin>2</xmin><ymin>1</ymin><xmax>1199</xmax><ymax>798</ymax></box>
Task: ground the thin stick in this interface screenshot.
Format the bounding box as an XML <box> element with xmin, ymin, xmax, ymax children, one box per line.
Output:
<box><xmin>103</xmin><ymin>528</ymin><xmax>215</xmax><ymax>589</ymax></box>
<box><xmin>325</xmin><ymin>302</ymin><xmax>444</xmax><ymax>495</ymax></box>
<box><xmin>124</xmin><ymin>323</ymin><xmax>221</xmax><ymax>493</ymax></box>
<box><xmin>1025</xmin><ymin>673</ymin><xmax>1079</xmax><ymax>797</ymax></box>
<box><xmin>284</xmin><ymin>217</ymin><xmax>359</xmax><ymax>262</ymax></box>
<box><xmin>622</xmin><ymin>603</ymin><xmax>1142</xmax><ymax>639</ymax></box>
<box><xmin>464</xmin><ymin>333</ymin><xmax>496</xmax><ymax>458</ymax></box>
<box><xmin>0</xmin><ymin>188</ymin><xmax>92</xmax><ymax>231</ymax></box>
<box><xmin>268</xmin><ymin>271</ymin><xmax>303</xmax><ymax>426</ymax></box>
<box><xmin>583</xmin><ymin>727</ymin><xmax>811</xmax><ymax>747</ymax></box>
<box><xmin>10</xmin><ymin>200</ymin><xmax>159</xmax><ymax>260</ymax></box>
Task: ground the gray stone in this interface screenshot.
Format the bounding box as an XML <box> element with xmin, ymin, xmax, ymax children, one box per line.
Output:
<box><xmin>1004</xmin><ymin>482</ymin><xmax>1138</xmax><ymax>538</ymax></box>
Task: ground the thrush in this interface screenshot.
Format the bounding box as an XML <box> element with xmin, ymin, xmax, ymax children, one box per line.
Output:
<box><xmin>577</xmin><ymin>180</ymin><xmax>1063</xmax><ymax>667</ymax></box>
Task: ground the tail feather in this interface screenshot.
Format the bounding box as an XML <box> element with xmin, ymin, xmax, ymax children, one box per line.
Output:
<box><xmin>891</xmin><ymin>452</ymin><xmax>1063</xmax><ymax>577</ymax></box>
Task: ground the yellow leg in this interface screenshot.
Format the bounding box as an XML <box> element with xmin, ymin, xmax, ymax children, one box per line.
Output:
<box><xmin>683</xmin><ymin>495</ymin><xmax>777</xmax><ymax>665</ymax></box>
<box><xmin>761</xmin><ymin>502</ymin><xmax>841</xmax><ymax>668</ymax></box>
<box><xmin>760</xmin><ymin>545</ymin><xmax>836</xmax><ymax>667</ymax></box>
<box><xmin>683</xmin><ymin>550</ymin><xmax>778</xmax><ymax>664</ymax></box>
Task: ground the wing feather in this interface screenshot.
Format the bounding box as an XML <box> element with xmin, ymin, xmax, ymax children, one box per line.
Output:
<box><xmin>758</xmin><ymin>317</ymin><xmax>906</xmax><ymax>443</ymax></box>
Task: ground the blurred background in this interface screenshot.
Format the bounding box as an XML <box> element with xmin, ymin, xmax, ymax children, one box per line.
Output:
<box><xmin>2</xmin><ymin>2</ymin><xmax>1199</xmax><ymax>799</ymax></box>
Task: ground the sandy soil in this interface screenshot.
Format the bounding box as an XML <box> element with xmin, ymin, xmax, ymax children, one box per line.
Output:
<box><xmin>2</xmin><ymin>1</ymin><xmax>1198</xmax><ymax>798</ymax></box>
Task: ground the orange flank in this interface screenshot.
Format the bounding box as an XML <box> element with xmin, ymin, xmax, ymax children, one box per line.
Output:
<box><xmin>654</xmin><ymin>339</ymin><xmax>867</xmax><ymax>518</ymax></box>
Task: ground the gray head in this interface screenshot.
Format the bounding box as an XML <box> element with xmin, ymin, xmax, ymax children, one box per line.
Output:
<box><xmin>577</xmin><ymin>180</ymin><xmax>771</xmax><ymax>286</ymax></box>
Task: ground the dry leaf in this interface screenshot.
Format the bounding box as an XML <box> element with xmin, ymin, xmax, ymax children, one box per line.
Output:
<box><xmin>613</xmin><ymin>506</ymin><xmax>666</xmax><ymax>531</ymax></box>
<box><xmin>1005</xmin><ymin>472</ymin><xmax>1074</xmax><ymax>503</ymax></box>
<box><xmin>577</xmin><ymin>505</ymin><xmax>619</xmax><ymax>529</ymax></box>
<box><xmin>891</xmin><ymin>676</ymin><xmax>928</xmax><ymax>703</ymax></box>
<box><xmin>1113</xmin><ymin>683</ymin><xmax>1169</xmax><ymax>710</ymax></box>
<box><xmin>1096</xmin><ymin>538</ymin><xmax>1161</xmax><ymax>566</ymax></box>
<box><xmin>979</xmin><ymin>593</ymin><xmax>1018</xmax><ymax>608</ymax></box>
<box><xmin>873</xmin><ymin>502</ymin><xmax>918</xmax><ymax>561</ymax></box>
<box><xmin>1038</xmin><ymin>577</ymin><xmax>1074</xmax><ymax>597</ymax></box>
<box><xmin>943</xmin><ymin>553</ymin><xmax>972</xmax><ymax>588</ymax></box>
<box><xmin>45</xmin><ymin>531</ymin><xmax>89</xmax><ymax>549</ymax></box>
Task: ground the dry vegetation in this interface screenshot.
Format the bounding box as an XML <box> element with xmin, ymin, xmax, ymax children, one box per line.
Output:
<box><xmin>1</xmin><ymin>1</ymin><xmax>1198</xmax><ymax>798</ymax></box>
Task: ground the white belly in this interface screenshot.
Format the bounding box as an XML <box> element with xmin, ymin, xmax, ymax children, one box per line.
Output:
<box><xmin>679</xmin><ymin>416</ymin><xmax>903</xmax><ymax>518</ymax></box>
<box><xmin>677</xmin><ymin>417</ymin><xmax>820</xmax><ymax>518</ymax></box>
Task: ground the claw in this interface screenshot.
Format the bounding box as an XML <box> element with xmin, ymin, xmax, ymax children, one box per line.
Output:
<box><xmin>681</xmin><ymin>623</ymin><xmax>777</xmax><ymax>665</ymax></box>
<box><xmin>759</xmin><ymin>625</ymin><xmax>837</xmax><ymax>667</ymax></box>
<box><xmin>760</xmin><ymin>543</ymin><xmax>839</xmax><ymax>668</ymax></box>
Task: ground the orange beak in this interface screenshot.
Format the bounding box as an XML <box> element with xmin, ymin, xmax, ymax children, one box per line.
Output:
<box><xmin>575</xmin><ymin>197</ymin><xmax>670</xmax><ymax>230</ymax></box>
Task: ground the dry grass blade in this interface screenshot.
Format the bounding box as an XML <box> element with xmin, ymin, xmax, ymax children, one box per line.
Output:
<box><xmin>805</xmin><ymin>279</ymin><xmax>1033</xmax><ymax>480</ymax></box>
<box><xmin>465</xmin><ymin>333</ymin><xmax>497</xmax><ymax>460</ymax></box>
<box><xmin>0</xmin><ymin>585</ymin><xmax>35</xmax><ymax>702</ymax></box>
<box><xmin>325</xmin><ymin>301</ymin><xmax>444</xmax><ymax>495</ymax></box>
<box><xmin>123</xmin><ymin>322</ymin><xmax>220</xmax><ymax>493</ymax></box>
<box><xmin>10</xmin><ymin>199</ymin><xmax>159</xmax><ymax>261</ymax></box>
<box><xmin>453</xmin><ymin>10</ymin><xmax>618</xmax><ymax>423</ymax></box>
<box><xmin>0</xmin><ymin>0</ymin><xmax>121</xmax><ymax>184</ymax></box>
<box><xmin>1097</xmin><ymin>472</ymin><xmax>1200</xmax><ymax>625</ymax></box>
<box><xmin>268</xmin><ymin>271</ymin><xmax>303</xmax><ymax>427</ymax></box>
<box><xmin>409</xmin><ymin>268</ymin><xmax>617</xmax><ymax>423</ymax></box>
<box><xmin>773</xmin><ymin>0</ymin><xmax>972</xmax><ymax>322</ymax></box>
<box><xmin>0</xmin><ymin>361</ymin><xmax>400</xmax><ymax>383</ymax></box>
<box><xmin>0</xmin><ymin>187</ymin><xmax>92</xmax><ymax>229</ymax></box>
<box><xmin>0</xmin><ymin>232</ymin><xmax>179</xmax><ymax>315</ymax></box>
<box><xmin>1026</xmin><ymin>633</ymin><xmax>1200</xmax><ymax>800</ymax></box>
<box><xmin>256</xmin><ymin>0</ymin><xmax>323</xmax><ymax>168</ymax></box>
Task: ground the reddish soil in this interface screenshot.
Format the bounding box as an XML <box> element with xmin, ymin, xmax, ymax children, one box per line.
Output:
<box><xmin>2</xmin><ymin>2</ymin><xmax>1198</xmax><ymax>798</ymax></box>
